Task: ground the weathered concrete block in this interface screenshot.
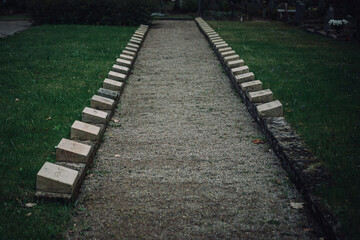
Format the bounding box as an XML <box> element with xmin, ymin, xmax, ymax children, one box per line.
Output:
<box><xmin>91</xmin><ymin>94</ymin><xmax>115</xmax><ymax>110</ymax></box>
<box><xmin>71</xmin><ymin>120</ymin><xmax>101</xmax><ymax>141</ymax></box>
<box><xmin>133</xmin><ymin>33</ymin><xmax>144</xmax><ymax>39</ymax></box>
<box><xmin>227</xmin><ymin>59</ymin><xmax>245</xmax><ymax>68</ymax></box>
<box><xmin>119</xmin><ymin>54</ymin><xmax>134</xmax><ymax>62</ymax></box>
<box><xmin>103</xmin><ymin>78</ymin><xmax>124</xmax><ymax>92</ymax></box>
<box><xmin>209</xmin><ymin>36</ymin><xmax>222</xmax><ymax>41</ymax></box>
<box><xmin>257</xmin><ymin>100</ymin><xmax>283</xmax><ymax>117</ymax></box>
<box><xmin>218</xmin><ymin>47</ymin><xmax>232</xmax><ymax>53</ymax></box>
<box><xmin>56</xmin><ymin>138</ymin><xmax>92</xmax><ymax>163</ymax></box>
<box><xmin>112</xmin><ymin>64</ymin><xmax>129</xmax><ymax>74</ymax></box>
<box><xmin>122</xmin><ymin>50</ymin><xmax>136</xmax><ymax>57</ymax></box>
<box><xmin>248</xmin><ymin>89</ymin><xmax>273</xmax><ymax>103</ymax></box>
<box><xmin>134</xmin><ymin>31</ymin><xmax>145</xmax><ymax>36</ymax></box>
<box><xmin>125</xmin><ymin>46</ymin><xmax>138</xmax><ymax>53</ymax></box>
<box><xmin>108</xmin><ymin>70</ymin><xmax>127</xmax><ymax>81</ymax></box>
<box><xmin>130</xmin><ymin>38</ymin><xmax>141</xmax><ymax>45</ymax></box>
<box><xmin>224</xmin><ymin>54</ymin><xmax>240</xmax><ymax>62</ymax></box>
<box><xmin>212</xmin><ymin>39</ymin><xmax>224</xmax><ymax>44</ymax></box>
<box><xmin>220</xmin><ymin>50</ymin><xmax>236</xmax><ymax>57</ymax></box>
<box><xmin>215</xmin><ymin>43</ymin><xmax>228</xmax><ymax>49</ymax></box>
<box><xmin>82</xmin><ymin>107</ymin><xmax>108</xmax><ymax>124</ymax></box>
<box><xmin>131</xmin><ymin>36</ymin><xmax>142</xmax><ymax>42</ymax></box>
<box><xmin>116</xmin><ymin>58</ymin><xmax>131</xmax><ymax>68</ymax></box>
<box><xmin>235</xmin><ymin>71</ymin><xmax>254</xmax><ymax>83</ymax></box>
<box><xmin>127</xmin><ymin>43</ymin><xmax>139</xmax><ymax>49</ymax></box>
<box><xmin>208</xmin><ymin>33</ymin><xmax>219</xmax><ymax>38</ymax></box>
<box><xmin>240</xmin><ymin>80</ymin><xmax>263</xmax><ymax>92</ymax></box>
<box><xmin>231</xmin><ymin>66</ymin><xmax>249</xmax><ymax>75</ymax></box>
<box><xmin>37</xmin><ymin>162</ymin><xmax>79</xmax><ymax>194</ymax></box>
<box><xmin>97</xmin><ymin>88</ymin><xmax>119</xmax><ymax>100</ymax></box>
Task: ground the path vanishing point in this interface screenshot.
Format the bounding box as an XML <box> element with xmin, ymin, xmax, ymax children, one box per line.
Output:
<box><xmin>66</xmin><ymin>21</ymin><xmax>323</xmax><ymax>240</ymax></box>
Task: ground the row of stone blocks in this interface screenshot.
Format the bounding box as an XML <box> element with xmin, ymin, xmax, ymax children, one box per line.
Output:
<box><xmin>195</xmin><ymin>17</ymin><xmax>283</xmax><ymax>118</ymax></box>
<box><xmin>36</xmin><ymin>24</ymin><xmax>149</xmax><ymax>200</ymax></box>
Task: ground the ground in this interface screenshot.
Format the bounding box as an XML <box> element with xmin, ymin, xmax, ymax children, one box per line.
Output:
<box><xmin>66</xmin><ymin>21</ymin><xmax>323</xmax><ymax>239</ymax></box>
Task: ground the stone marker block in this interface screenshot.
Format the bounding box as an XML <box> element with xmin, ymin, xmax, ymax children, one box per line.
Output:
<box><xmin>56</xmin><ymin>138</ymin><xmax>92</xmax><ymax>163</ymax></box>
<box><xmin>125</xmin><ymin>46</ymin><xmax>138</xmax><ymax>53</ymax></box>
<box><xmin>133</xmin><ymin>34</ymin><xmax>144</xmax><ymax>39</ymax></box>
<box><xmin>231</xmin><ymin>66</ymin><xmax>249</xmax><ymax>75</ymax></box>
<box><xmin>108</xmin><ymin>70</ymin><xmax>127</xmax><ymax>81</ymax></box>
<box><xmin>208</xmin><ymin>34</ymin><xmax>219</xmax><ymax>38</ymax></box>
<box><xmin>210</xmin><ymin>36</ymin><xmax>222</xmax><ymax>41</ymax></box>
<box><xmin>37</xmin><ymin>162</ymin><xmax>79</xmax><ymax>194</ymax></box>
<box><xmin>82</xmin><ymin>107</ymin><xmax>108</xmax><ymax>124</ymax></box>
<box><xmin>235</xmin><ymin>71</ymin><xmax>254</xmax><ymax>83</ymax></box>
<box><xmin>220</xmin><ymin>50</ymin><xmax>236</xmax><ymax>57</ymax></box>
<box><xmin>248</xmin><ymin>89</ymin><xmax>273</xmax><ymax>103</ymax></box>
<box><xmin>212</xmin><ymin>39</ymin><xmax>224</xmax><ymax>44</ymax></box>
<box><xmin>228</xmin><ymin>59</ymin><xmax>245</xmax><ymax>68</ymax></box>
<box><xmin>130</xmin><ymin>38</ymin><xmax>141</xmax><ymax>45</ymax></box>
<box><xmin>134</xmin><ymin>31</ymin><xmax>145</xmax><ymax>36</ymax></box>
<box><xmin>131</xmin><ymin>36</ymin><xmax>142</xmax><ymax>42</ymax></box>
<box><xmin>240</xmin><ymin>80</ymin><xmax>263</xmax><ymax>92</ymax></box>
<box><xmin>127</xmin><ymin>43</ymin><xmax>139</xmax><ymax>49</ymax></box>
<box><xmin>97</xmin><ymin>88</ymin><xmax>119</xmax><ymax>100</ymax></box>
<box><xmin>119</xmin><ymin>54</ymin><xmax>134</xmax><ymax>62</ymax></box>
<box><xmin>224</xmin><ymin>54</ymin><xmax>240</xmax><ymax>62</ymax></box>
<box><xmin>218</xmin><ymin>47</ymin><xmax>232</xmax><ymax>53</ymax></box>
<box><xmin>215</xmin><ymin>43</ymin><xmax>228</xmax><ymax>49</ymax></box>
<box><xmin>91</xmin><ymin>94</ymin><xmax>115</xmax><ymax>110</ymax></box>
<box><xmin>116</xmin><ymin>58</ymin><xmax>132</xmax><ymax>68</ymax></box>
<box><xmin>103</xmin><ymin>78</ymin><xmax>124</xmax><ymax>92</ymax></box>
<box><xmin>257</xmin><ymin>100</ymin><xmax>283</xmax><ymax>117</ymax></box>
<box><xmin>123</xmin><ymin>50</ymin><xmax>136</xmax><ymax>57</ymax></box>
<box><xmin>112</xmin><ymin>64</ymin><xmax>129</xmax><ymax>74</ymax></box>
<box><xmin>71</xmin><ymin>120</ymin><xmax>101</xmax><ymax>141</ymax></box>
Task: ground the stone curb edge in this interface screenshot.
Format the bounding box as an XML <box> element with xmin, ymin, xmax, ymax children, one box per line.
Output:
<box><xmin>35</xmin><ymin>25</ymin><xmax>150</xmax><ymax>202</ymax></box>
<box><xmin>194</xmin><ymin>17</ymin><xmax>342</xmax><ymax>240</ymax></box>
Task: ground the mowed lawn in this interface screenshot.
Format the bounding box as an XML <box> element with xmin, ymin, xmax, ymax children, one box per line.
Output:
<box><xmin>209</xmin><ymin>20</ymin><xmax>360</xmax><ymax>237</ymax></box>
<box><xmin>0</xmin><ymin>24</ymin><xmax>136</xmax><ymax>239</ymax></box>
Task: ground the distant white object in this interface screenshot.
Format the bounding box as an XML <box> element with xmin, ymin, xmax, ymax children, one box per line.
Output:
<box><xmin>151</xmin><ymin>13</ymin><xmax>166</xmax><ymax>17</ymax></box>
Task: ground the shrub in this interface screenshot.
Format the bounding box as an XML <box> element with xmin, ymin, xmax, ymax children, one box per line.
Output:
<box><xmin>29</xmin><ymin>0</ymin><xmax>158</xmax><ymax>26</ymax></box>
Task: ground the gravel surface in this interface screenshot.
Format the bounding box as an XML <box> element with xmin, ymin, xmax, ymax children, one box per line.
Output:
<box><xmin>66</xmin><ymin>21</ymin><xmax>323</xmax><ymax>239</ymax></box>
<box><xmin>0</xmin><ymin>20</ymin><xmax>32</xmax><ymax>38</ymax></box>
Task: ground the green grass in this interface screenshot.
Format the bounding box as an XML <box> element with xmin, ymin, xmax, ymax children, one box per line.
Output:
<box><xmin>209</xmin><ymin>20</ymin><xmax>360</xmax><ymax>238</ymax></box>
<box><xmin>0</xmin><ymin>24</ymin><xmax>136</xmax><ymax>239</ymax></box>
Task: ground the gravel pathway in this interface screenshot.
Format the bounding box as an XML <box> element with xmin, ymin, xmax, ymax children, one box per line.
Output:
<box><xmin>0</xmin><ymin>20</ymin><xmax>32</xmax><ymax>38</ymax></box>
<box><xmin>66</xmin><ymin>21</ymin><xmax>322</xmax><ymax>239</ymax></box>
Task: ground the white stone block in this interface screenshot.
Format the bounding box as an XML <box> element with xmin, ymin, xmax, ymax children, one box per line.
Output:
<box><xmin>227</xmin><ymin>59</ymin><xmax>245</xmax><ymax>68</ymax></box>
<box><xmin>122</xmin><ymin>50</ymin><xmax>136</xmax><ymax>57</ymax></box>
<box><xmin>91</xmin><ymin>95</ymin><xmax>115</xmax><ymax>110</ymax></box>
<box><xmin>82</xmin><ymin>107</ymin><xmax>108</xmax><ymax>124</ymax></box>
<box><xmin>119</xmin><ymin>54</ymin><xmax>134</xmax><ymax>62</ymax></box>
<box><xmin>37</xmin><ymin>162</ymin><xmax>79</xmax><ymax>194</ymax></box>
<box><xmin>215</xmin><ymin>43</ymin><xmax>228</xmax><ymax>49</ymax></box>
<box><xmin>71</xmin><ymin>120</ymin><xmax>101</xmax><ymax>141</ymax></box>
<box><xmin>133</xmin><ymin>33</ymin><xmax>143</xmax><ymax>39</ymax></box>
<box><xmin>131</xmin><ymin>36</ymin><xmax>142</xmax><ymax>42</ymax></box>
<box><xmin>108</xmin><ymin>70</ymin><xmax>127</xmax><ymax>81</ymax></box>
<box><xmin>248</xmin><ymin>89</ymin><xmax>273</xmax><ymax>103</ymax></box>
<box><xmin>240</xmin><ymin>80</ymin><xmax>263</xmax><ymax>92</ymax></box>
<box><xmin>125</xmin><ymin>46</ymin><xmax>138</xmax><ymax>52</ymax></box>
<box><xmin>209</xmin><ymin>36</ymin><xmax>221</xmax><ymax>41</ymax></box>
<box><xmin>235</xmin><ymin>71</ymin><xmax>254</xmax><ymax>83</ymax></box>
<box><xmin>218</xmin><ymin>47</ymin><xmax>232</xmax><ymax>53</ymax></box>
<box><xmin>231</xmin><ymin>66</ymin><xmax>249</xmax><ymax>75</ymax></box>
<box><xmin>116</xmin><ymin>58</ymin><xmax>132</xmax><ymax>68</ymax></box>
<box><xmin>212</xmin><ymin>39</ymin><xmax>224</xmax><ymax>44</ymax></box>
<box><xmin>56</xmin><ymin>138</ymin><xmax>92</xmax><ymax>163</ymax></box>
<box><xmin>112</xmin><ymin>64</ymin><xmax>129</xmax><ymax>74</ymax></box>
<box><xmin>103</xmin><ymin>78</ymin><xmax>124</xmax><ymax>92</ymax></box>
<box><xmin>220</xmin><ymin>50</ymin><xmax>236</xmax><ymax>57</ymax></box>
<box><xmin>224</xmin><ymin>54</ymin><xmax>240</xmax><ymax>62</ymax></box>
<box><xmin>127</xmin><ymin>43</ymin><xmax>139</xmax><ymax>49</ymax></box>
<box><xmin>257</xmin><ymin>100</ymin><xmax>283</xmax><ymax>117</ymax></box>
<box><xmin>130</xmin><ymin>38</ymin><xmax>141</xmax><ymax>45</ymax></box>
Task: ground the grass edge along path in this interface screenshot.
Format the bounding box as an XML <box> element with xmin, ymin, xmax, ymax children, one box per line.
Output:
<box><xmin>208</xmin><ymin>20</ymin><xmax>360</xmax><ymax>238</ymax></box>
<box><xmin>0</xmin><ymin>24</ymin><xmax>136</xmax><ymax>239</ymax></box>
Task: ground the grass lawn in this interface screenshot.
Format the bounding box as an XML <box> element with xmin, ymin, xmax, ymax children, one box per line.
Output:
<box><xmin>209</xmin><ymin>20</ymin><xmax>360</xmax><ymax>238</ymax></box>
<box><xmin>0</xmin><ymin>24</ymin><xmax>136</xmax><ymax>239</ymax></box>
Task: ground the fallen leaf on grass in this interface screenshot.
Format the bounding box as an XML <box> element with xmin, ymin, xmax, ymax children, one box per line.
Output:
<box><xmin>303</xmin><ymin>228</ymin><xmax>313</xmax><ymax>232</ymax></box>
<box><xmin>15</xmin><ymin>98</ymin><xmax>20</xmax><ymax>102</ymax></box>
<box><xmin>46</xmin><ymin>117</ymin><xmax>52</xmax><ymax>120</ymax></box>
<box><xmin>26</xmin><ymin>212</ymin><xmax>32</xmax><ymax>216</ymax></box>
<box><xmin>290</xmin><ymin>202</ymin><xmax>304</xmax><ymax>209</ymax></box>
<box><xmin>252</xmin><ymin>139</ymin><xmax>265</xmax><ymax>144</ymax></box>
<box><xmin>114</xmin><ymin>154</ymin><xmax>121</xmax><ymax>158</ymax></box>
<box><xmin>112</xmin><ymin>119</ymin><xmax>119</xmax><ymax>123</ymax></box>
